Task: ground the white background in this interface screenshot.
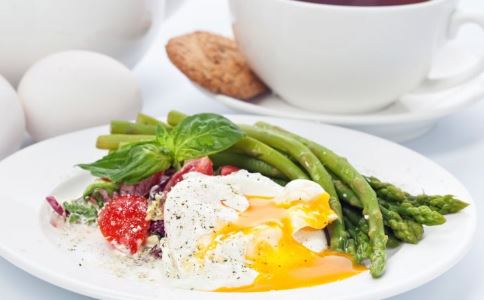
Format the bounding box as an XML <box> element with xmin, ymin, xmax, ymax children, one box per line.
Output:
<box><xmin>1</xmin><ymin>0</ymin><xmax>483</xmax><ymax>299</ymax></box>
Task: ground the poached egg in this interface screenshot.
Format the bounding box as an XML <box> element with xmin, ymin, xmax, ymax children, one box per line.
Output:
<box><xmin>161</xmin><ymin>170</ymin><xmax>364</xmax><ymax>291</ymax></box>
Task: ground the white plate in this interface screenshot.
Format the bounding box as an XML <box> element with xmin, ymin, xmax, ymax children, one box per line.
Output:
<box><xmin>209</xmin><ymin>45</ymin><xmax>484</xmax><ymax>142</ymax></box>
<box><xmin>0</xmin><ymin>115</ymin><xmax>476</xmax><ymax>300</ymax></box>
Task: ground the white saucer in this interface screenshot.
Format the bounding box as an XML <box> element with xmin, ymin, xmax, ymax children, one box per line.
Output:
<box><xmin>210</xmin><ymin>45</ymin><xmax>484</xmax><ymax>142</ymax></box>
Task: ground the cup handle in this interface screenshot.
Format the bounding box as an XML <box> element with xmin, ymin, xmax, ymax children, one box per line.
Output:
<box><xmin>415</xmin><ymin>11</ymin><xmax>484</xmax><ymax>93</ymax></box>
<box><xmin>165</xmin><ymin>0</ymin><xmax>186</xmax><ymax>19</ymax></box>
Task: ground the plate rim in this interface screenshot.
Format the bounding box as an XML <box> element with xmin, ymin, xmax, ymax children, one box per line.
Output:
<box><xmin>0</xmin><ymin>115</ymin><xmax>477</xmax><ymax>300</ymax></box>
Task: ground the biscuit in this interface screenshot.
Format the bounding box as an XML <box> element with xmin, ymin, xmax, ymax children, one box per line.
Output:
<box><xmin>166</xmin><ymin>31</ymin><xmax>269</xmax><ymax>100</ymax></box>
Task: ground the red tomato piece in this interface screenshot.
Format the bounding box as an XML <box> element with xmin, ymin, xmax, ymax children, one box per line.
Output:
<box><xmin>163</xmin><ymin>157</ymin><xmax>214</xmax><ymax>192</ymax></box>
<box><xmin>98</xmin><ymin>194</ymin><xmax>149</xmax><ymax>254</ymax></box>
<box><xmin>220</xmin><ymin>165</ymin><xmax>240</xmax><ymax>176</ymax></box>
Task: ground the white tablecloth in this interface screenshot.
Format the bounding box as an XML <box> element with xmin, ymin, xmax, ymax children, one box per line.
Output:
<box><xmin>1</xmin><ymin>0</ymin><xmax>483</xmax><ymax>299</ymax></box>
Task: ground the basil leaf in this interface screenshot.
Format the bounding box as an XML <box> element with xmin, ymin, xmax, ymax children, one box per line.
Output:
<box><xmin>156</xmin><ymin>124</ymin><xmax>174</xmax><ymax>151</ymax></box>
<box><xmin>170</xmin><ymin>113</ymin><xmax>244</xmax><ymax>162</ymax></box>
<box><xmin>79</xmin><ymin>142</ymin><xmax>172</xmax><ymax>184</ymax></box>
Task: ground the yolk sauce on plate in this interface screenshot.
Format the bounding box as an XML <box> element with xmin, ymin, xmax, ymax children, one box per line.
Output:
<box><xmin>214</xmin><ymin>195</ymin><xmax>366</xmax><ymax>292</ymax></box>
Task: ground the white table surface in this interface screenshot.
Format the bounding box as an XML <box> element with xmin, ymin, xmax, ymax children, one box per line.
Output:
<box><xmin>1</xmin><ymin>0</ymin><xmax>483</xmax><ymax>299</ymax></box>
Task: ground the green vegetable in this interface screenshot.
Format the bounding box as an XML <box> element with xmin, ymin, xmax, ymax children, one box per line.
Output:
<box><xmin>344</xmin><ymin>238</ymin><xmax>357</xmax><ymax>259</ymax></box>
<box><xmin>239</xmin><ymin>124</ymin><xmax>347</xmax><ymax>252</ymax></box>
<box><xmin>210</xmin><ymin>152</ymin><xmax>287</xmax><ymax>179</ymax></box>
<box><xmin>271</xmin><ymin>178</ymin><xmax>289</xmax><ymax>186</ymax></box>
<box><xmin>167</xmin><ymin>110</ymin><xmax>188</xmax><ymax>127</ymax></box>
<box><xmin>136</xmin><ymin>113</ymin><xmax>166</xmax><ymax>127</ymax></box>
<box><xmin>343</xmin><ymin>206</ymin><xmax>372</xmax><ymax>262</ymax></box>
<box><xmin>230</xmin><ymin>137</ymin><xmax>309</xmax><ymax>180</ymax></box>
<box><xmin>366</xmin><ymin>176</ymin><xmax>469</xmax><ymax>214</ymax></box>
<box><xmin>385</xmin><ymin>200</ymin><xmax>446</xmax><ymax>226</ymax></box>
<box><xmin>110</xmin><ymin>120</ymin><xmax>158</xmax><ymax>135</ymax></box>
<box><xmin>346</xmin><ymin>219</ymin><xmax>371</xmax><ymax>264</ymax></box>
<box><xmin>82</xmin><ymin>114</ymin><xmax>244</xmax><ymax>184</ymax></box>
<box><xmin>336</xmin><ymin>176</ymin><xmax>446</xmax><ymax>226</ymax></box>
<box><xmin>333</xmin><ymin>178</ymin><xmax>362</xmax><ymax>208</ymax></box>
<box><xmin>379</xmin><ymin>203</ymin><xmax>423</xmax><ymax>244</ymax></box>
<box><xmin>411</xmin><ymin>194</ymin><xmax>469</xmax><ymax>215</ymax></box>
<box><xmin>63</xmin><ymin>201</ymin><xmax>98</xmax><ymax>224</ymax></box>
<box><xmin>79</xmin><ymin>142</ymin><xmax>173</xmax><ymax>184</ymax></box>
<box><xmin>166</xmin><ymin>111</ymin><xmax>307</xmax><ymax>180</ymax></box>
<box><xmin>96</xmin><ymin>134</ymin><xmax>155</xmax><ymax>150</ymax></box>
<box><xmin>167</xmin><ymin>113</ymin><xmax>245</xmax><ymax>163</ymax></box>
<box><xmin>385</xmin><ymin>230</ymin><xmax>401</xmax><ymax>249</ymax></box>
<box><xmin>255</xmin><ymin>122</ymin><xmax>386</xmax><ymax>278</ymax></box>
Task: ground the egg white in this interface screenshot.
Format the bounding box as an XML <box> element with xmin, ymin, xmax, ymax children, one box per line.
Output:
<box><xmin>161</xmin><ymin>170</ymin><xmax>333</xmax><ymax>291</ymax></box>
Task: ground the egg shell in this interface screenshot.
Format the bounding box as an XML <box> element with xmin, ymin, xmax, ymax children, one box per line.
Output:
<box><xmin>18</xmin><ymin>51</ymin><xmax>142</xmax><ymax>141</ymax></box>
<box><xmin>0</xmin><ymin>75</ymin><xmax>25</xmax><ymax>160</ymax></box>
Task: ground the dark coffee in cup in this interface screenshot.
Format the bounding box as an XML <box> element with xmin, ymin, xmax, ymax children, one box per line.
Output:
<box><xmin>294</xmin><ymin>0</ymin><xmax>429</xmax><ymax>6</ymax></box>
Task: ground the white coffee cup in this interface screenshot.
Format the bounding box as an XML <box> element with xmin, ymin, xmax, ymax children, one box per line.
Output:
<box><xmin>229</xmin><ymin>0</ymin><xmax>484</xmax><ymax>114</ymax></box>
<box><xmin>0</xmin><ymin>0</ymin><xmax>185</xmax><ymax>86</ymax></box>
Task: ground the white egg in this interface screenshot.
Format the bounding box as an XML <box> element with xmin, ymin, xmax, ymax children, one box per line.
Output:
<box><xmin>0</xmin><ymin>75</ymin><xmax>25</xmax><ymax>160</ymax></box>
<box><xmin>18</xmin><ymin>51</ymin><xmax>142</xmax><ymax>141</ymax></box>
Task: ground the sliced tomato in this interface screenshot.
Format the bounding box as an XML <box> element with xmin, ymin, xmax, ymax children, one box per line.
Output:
<box><xmin>163</xmin><ymin>157</ymin><xmax>213</xmax><ymax>192</ymax></box>
<box><xmin>220</xmin><ymin>165</ymin><xmax>240</xmax><ymax>176</ymax></box>
<box><xmin>98</xmin><ymin>194</ymin><xmax>149</xmax><ymax>254</ymax></box>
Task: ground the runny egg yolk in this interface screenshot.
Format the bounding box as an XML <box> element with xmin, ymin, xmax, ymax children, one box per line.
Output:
<box><xmin>211</xmin><ymin>193</ymin><xmax>366</xmax><ymax>292</ymax></box>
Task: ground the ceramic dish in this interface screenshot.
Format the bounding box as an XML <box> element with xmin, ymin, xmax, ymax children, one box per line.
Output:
<box><xmin>0</xmin><ymin>115</ymin><xmax>476</xmax><ymax>300</ymax></box>
<box><xmin>206</xmin><ymin>46</ymin><xmax>484</xmax><ymax>142</ymax></box>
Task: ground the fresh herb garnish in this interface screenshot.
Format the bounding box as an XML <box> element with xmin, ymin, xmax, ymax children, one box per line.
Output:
<box><xmin>79</xmin><ymin>113</ymin><xmax>244</xmax><ymax>184</ymax></box>
<box><xmin>168</xmin><ymin>113</ymin><xmax>244</xmax><ymax>163</ymax></box>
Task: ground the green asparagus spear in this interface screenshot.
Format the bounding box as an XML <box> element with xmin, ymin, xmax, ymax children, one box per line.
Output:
<box><xmin>366</xmin><ymin>176</ymin><xmax>469</xmax><ymax>214</ymax></box>
<box><xmin>385</xmin><ymin>201</ymin><xmax>446</xmax><ymax>226</ymax></box>
<box><xmin>239</xmin><ymin>125</ymin><xmax>347</xmax><ymax>252</ymax></box>
<box><xmin>210</xmin><ymin>152</ymin><xmax>287</xmax><ymax>179</ymax></box>
<box><xmin>336</xmin><ymin>176</ymin><xmax>445</xmax><ymax>225</ymax></box>
<box><xmin>345</xmin><ymin>219</ymin><xmax>371</xmax><ymax>264</ymax></box>
<box><xmin>271</xmin><ymin>178</ymin><xmax>289</xmax><ymax>186</ymax></box>
<box><xmin>110</xmin><ymin>120</ymin><xmax>158</xmax><ymax>135</ymax></box>
<box><xmin>136</xmin><ymin>113</ymin><xmax>166</xmax><ymax>126</ymax></box>
<box><xmin>385</xmin><ymin>229</ymin><xmax>402</xmax><ymax>249</ymax></box>
<box><xmin>344</xmin><ymin>237</ymin><xmax>357</xmax><ymax>259</ymax></box>
<box><xmin>167</xmin><ymin>110</ymin><xmax>187</xmax><ymax>127</ymax></box>
<box><xmin>342</xmin><ymin>205</ymin><xmax>363</xmax><ymax>225</ymax></box>
<box><xmin>411</xmin><ymin>194</ymin><xmax>469</xmax><ymax>214</ymax></box>
<box><xmin>379</xmin><ymin>204</ymin><xmax>423</xmax><ymax>244</ymax></box>
<box><xmin>231</xmin><ymin>137</ymin><xmax>309</xmax><ymax>180</ymax></box>
<box><xmin>334</xmin><ymin>178</ymin><xmax>363</xmax><ymax>209</ymax></box>
<box><xmin>96</xmin><ymin>134</ymin><xmax>155</xmax><ymax>150</ymax></box>
<box><xmin>255</xmin><ymin>122</ymin><xmax>387</xmax><ymax>277</ymax></box>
